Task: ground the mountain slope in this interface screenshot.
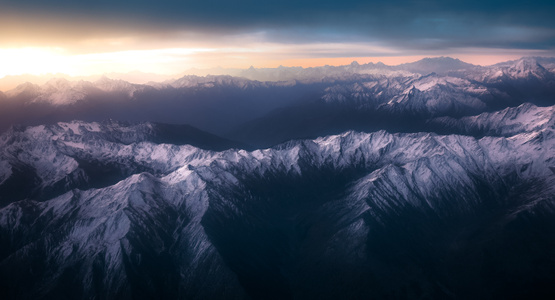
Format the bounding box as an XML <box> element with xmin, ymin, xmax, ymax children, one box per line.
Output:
<box><xmin>229</xmin><ymin>73</ymin><xmax>505</xmax><ymax>147</ymax></box>
<box><xmin>1</xmin><ymin>57</ymin><xmax>555</xmax><ymax>299</ymax></box>
<box><xmin>0</xmin><ymin>121</ymin><xmax>246</xmax><ymax>207</ymax></box>
<box><xmin>428</xmin><ymin>103</ymin><xmax>555</xmax><ymax>137</ymax></box>
<box><xmin>1</xmin><ymin>57</ymin><xmax>554</xmax><ymax>140</ymax></box>
<box><xmin>0</xmin><ymin>110</ymin><xmax>554</xmax><ymax>298</ymax></box>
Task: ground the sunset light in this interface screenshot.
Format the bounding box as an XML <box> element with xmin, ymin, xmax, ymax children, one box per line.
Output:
<box><xmin>0</xmin><ymin>44</ymin><xmax>543</xmax><ymax>80</ymax></box>
<box><xmin>0</xmin><ymin>48</ymin><xmax>72</xmax><ymax>77</ymax></box>
<box><xmin>1</xmin><ymin>0</ymin><xmax>555</xmax><ymax>299</ymax></box>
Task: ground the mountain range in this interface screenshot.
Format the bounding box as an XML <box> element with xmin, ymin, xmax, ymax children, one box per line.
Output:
<box><xmin>0</xmin><ymin>57</ymin><xmax>555</xmax><ymax>299</ymax></box>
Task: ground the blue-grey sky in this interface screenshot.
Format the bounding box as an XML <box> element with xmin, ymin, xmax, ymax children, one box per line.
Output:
<box><xmin>1</xmin><ymin>0</ymin><xmax>554</xmax><ymax>75</ymax></box>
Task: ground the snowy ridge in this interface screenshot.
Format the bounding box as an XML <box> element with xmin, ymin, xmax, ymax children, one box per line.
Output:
<box><xmin>3</xmin><ymin>77</ymin><xmax>152</xmax><ymax>105</ymax></box>
<box><xmin>0</xmin><ymin>122</ymin><xmax>554</xmax><ymax>297</ymax></box>
<box><xmin>1</xmin><ymin>68</ymin><xmax>555</xmax><ymax>297</ymax></box>
<box><xmin>430</xmin><ymin>103</ymin><xmax>555</xmax><ymax>137</ymax></box>
<box><xmin>1</xmin><ymin>116</ymin><xmax>553</xmax><ymax>207</ymax></box>
<box><xmin>321</xmin><ymin>73</ymin><xmax>491</xmax><ymax>116</ymax></box>
<box><xmin>0</xmin><ymin>121</ymin><xmax>219</xmax><ymax>200</ymax></box>
<box><xmin>470</xmin><ymin>57</ymin><xmax>555</xmax><ymax>83</ymax></box>
<box><xmin>1</xmin><ymin>56</ymin><xmax>554</xmax><ymax>139</ymax></box>
<box><xmin>170</xmin><ymin>75</ymin><xmax>266</xmax><ymax>89</ymax></box>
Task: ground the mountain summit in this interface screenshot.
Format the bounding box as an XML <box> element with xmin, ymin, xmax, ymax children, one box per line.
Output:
<box><xmin>397</xmin><ymin>56</ymin><xmax>477</xmax><ymax>74</ymax></box>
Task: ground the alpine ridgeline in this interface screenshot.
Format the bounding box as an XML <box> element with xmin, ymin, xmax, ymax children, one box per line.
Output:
<box><xmin>1</xmin><ymin>57</ymin><xmax>555</xmax><ymax>299</ymax></box>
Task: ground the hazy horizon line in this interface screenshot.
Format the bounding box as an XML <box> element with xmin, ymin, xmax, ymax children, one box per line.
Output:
<box><xmin>2</xmin><ymin>54</ymin><xmax>552</xmax><ymax>78</ymax></box>
<box><xmin>1</xmin><ymin>54</ymin><xmax>554</xmax><ymax>92</ymax></box>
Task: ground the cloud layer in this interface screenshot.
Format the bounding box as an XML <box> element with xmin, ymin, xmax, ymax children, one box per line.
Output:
<box><xmin>3</xmin><ymin>0</ymin><xmax>555</xmax><ymax>51</ymax></box>
<box><xmin>1</xmin><ymin>0</ymin><xmax>554</xmax><ymax>74</ymax></box>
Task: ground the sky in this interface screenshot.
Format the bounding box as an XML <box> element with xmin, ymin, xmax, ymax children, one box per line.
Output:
<box><xmin>0</xmin><ymin>0</ymin><xmax>554</xmax><ymax>77</ymax></box>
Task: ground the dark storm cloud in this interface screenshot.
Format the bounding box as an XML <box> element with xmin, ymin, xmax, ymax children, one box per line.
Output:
<box><xmin>2</xmin><ymin>0</ymin><xmax>555</xmax><ymax>53</ymax></box>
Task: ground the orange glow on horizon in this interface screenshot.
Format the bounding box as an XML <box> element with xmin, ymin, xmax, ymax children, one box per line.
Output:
<box><xmin>265</xmin><ymin>54</ymin><xmax>527</xmax><ymax>68</ymax></box>
<box><xmin>273</xmin><ymin>56</ymin><xmax>429</xmax><ymax>68</ymax></box>
<box><xmin>0</xmin><ymin>45</ymin><xmax>547</xmax><ymax>85</ymax></box>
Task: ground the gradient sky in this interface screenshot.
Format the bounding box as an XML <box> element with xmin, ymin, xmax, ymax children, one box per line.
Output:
<box><xmin>1</xmin><ymin>0</ymin><xmax>554</xmax><ymax>77</ymax></box>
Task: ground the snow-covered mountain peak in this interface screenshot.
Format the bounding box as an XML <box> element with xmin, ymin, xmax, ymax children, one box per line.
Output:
<box><xmin>170</xmin><ymin>74</ymin><xmax>262</xmax><ymax>90</ymax></box>
<box><xmin>56</xmin><ymin>121</ymin><xmax>103</xmax><ymax>135</ymax></box>
<box><xmin>94</xmin><ymin>76</ymin><xmax>143</xmax><ymax>96</ymax></box>
<box><xmin>412</xmin><ymin>74</ymin><xmax>471</xmax><ymax>91</ymax></box>
<box><xmin>429</xmin><ymin>103</ymin><xmax>555</xmax><ymax>140</ymax></box>
<box><xmin>397</xmin><ymin>56</ymin><xmax>477</xmax><ymax>74</ymax></box>
<box><xmin>5</xmin><ymin>79</ymin><xmax>90</xmax><ymax>105</ymax></box>
<box><xmin>508</xmin><ymin>57</ymin><xmax>549</xmax><ymax>78</ymax></box>
<box><xmin>478</xmin><ymin>57</ymin><xmax>553</xmax><ymax>82</ymax></box>
<box><xmin>43</xmin><ymin>77</ymin><xmax>72</xmax><ymax>90</ymax></box>
<box><xmin>5</xmin><ymin>82</ymin><xmax>41</xmax><ymax>98</ymax></box>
